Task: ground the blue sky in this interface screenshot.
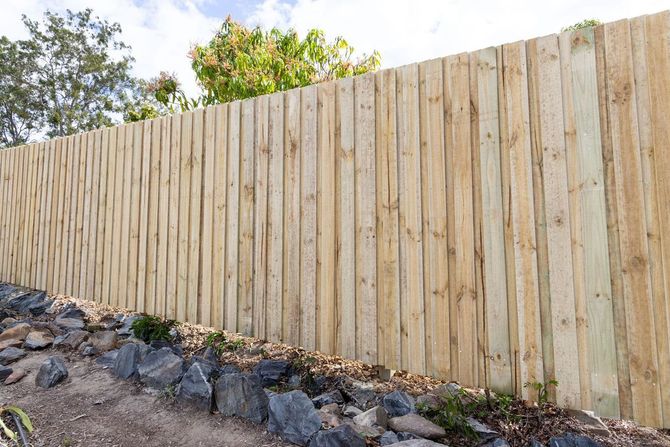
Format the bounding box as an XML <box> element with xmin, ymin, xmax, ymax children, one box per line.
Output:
<box><xmin>2</xmin><ymin>0</ymin><xmax>668</xmax><ymax>97</ymax></box>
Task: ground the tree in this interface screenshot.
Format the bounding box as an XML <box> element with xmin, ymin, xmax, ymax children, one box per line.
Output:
<box><xmin>0</xmin><ymin>37</ymin><xmax>42</xmax><ymax>148</ymax></box>
<box><xmin>0</xmin><ymin>9</ymin><xmax>138</xmax><ymax>147</ymax></box>
<box><xmin>562</xmin><ymin>19</ymin><xmax>602</xmax><ymax>32</ymax></box>
<box><xmin>145</xmin><ymin>16</ymin><xmax>381</xmax><ymax>113</ymax></box>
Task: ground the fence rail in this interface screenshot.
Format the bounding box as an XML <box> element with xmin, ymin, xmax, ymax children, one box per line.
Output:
<box><xmin>1</xmin><ymin>10</ymin><xmax>669</xmax><ymax>428</ymax></box>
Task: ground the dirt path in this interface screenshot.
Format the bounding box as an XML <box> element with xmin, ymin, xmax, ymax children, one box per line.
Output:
<box><xmin>1</xmin><ymin>350</ymin><xmax>290</xmax><ymax>447</ymax></box>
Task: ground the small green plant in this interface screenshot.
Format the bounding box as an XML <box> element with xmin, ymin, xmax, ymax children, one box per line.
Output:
<box><xmin>0</xmin><ymin>405</ymin><xmax>33</xmax><ymax>443</ymax></box>
<box><xmin>524</xmin><ymin>379</ymin><xmax>559</xmax><ymax>405</ymax></box>
<box><xmin>158</xmin><ymin>384</ymin><xmax>177</xmax><ymax>401</ymax></box>
<box><xmin>416</xmin><ymin>391</ymin><xmax>477</xmax><ymax>439</ymax></box>
<box><xmin>131</xmin><ymin>315</ymin><xmax>176</xmax><ymax>343</ymax></box>
<box><xmin>292</xmin><ymin>355</ymin><xmax>317</xmax><ymax>370</ymax></box>
<box><xmin>206</xmin><ymin>331</ymin><xmax>244</xmax><ymax>354</ymax></box>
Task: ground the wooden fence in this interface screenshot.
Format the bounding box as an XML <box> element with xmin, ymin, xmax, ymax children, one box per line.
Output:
<box><xmin>1</xmin><ymin>10</ymin><xmax>670</xmax><ymax>428</ymax></box>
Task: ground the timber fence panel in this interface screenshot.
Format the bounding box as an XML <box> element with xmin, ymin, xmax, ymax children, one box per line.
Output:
<box><xmin>1</xmin><ymin>10</ymin><xmax>670</xmax><ymax>428</ymax></box>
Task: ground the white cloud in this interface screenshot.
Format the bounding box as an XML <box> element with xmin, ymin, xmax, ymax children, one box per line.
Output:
<box><xmin>246</xmin><ymin>0</ymin><xmax>670</xmax><ymax>69</ymax></box>
<box><xmin>0</xmin><ymin>0</ymin><xmax>224</xmax><ymax>97</ymax></box>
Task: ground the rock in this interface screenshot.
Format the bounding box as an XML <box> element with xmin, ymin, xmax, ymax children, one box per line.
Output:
<box><xmin>431</xmin><ymin>382</ymin><xmax>462</xmax><ymax>399</ymax></box>
<box><xmin>253</xmin><ymin>359</ymin><xmax>291</xmax><ymax>387</ymax></box>
<box><xmin>353</xmin><ymin>405</ymin><xmax>388</xmax><ymax>429</ymax></box>
<box><xmin>313</xmin><ymin>390</ymin><xmax>345</xmax><ymax>408</ymax></box>
<box><xmin>35</xmin><ymin>356</ymin><xmax>68</xmax><ymax>388</ymax></box>
<box><xmin>190</xmin><ymin>346</ymin><xmax>218</xmax><ymax>368</ymax></box>
<box><xmin>310</xmin><ymin>425</ymin><xmax>366</xmax><ymax>447</ymax></box>
<box><xmin>318</xmin><ymin>408</ymin><xmax>342</xmax><ymax>427</ymax></box>
<box><xmin>321</xmin><ymin>403</ymin><xmax>340</xmax><ymax>414</ymax></box>
<box><xmin>138</xmin><ymin>347</ymin><xmax>185</xmax><ymax>389</ymax></box>
<box><xmin>4</xmin><ymin>368</ymin><xmax>26</xmax><ymax>385</ymax></box>
<box><xmin>416</xmin><ymin>394</ymin><xmax>441</xmax><ymax>410</ymax></box>
<box><xmin>1</xmin><ymin>290</ymin><xmax>52</xmax><ymax>316</ymax></box>
<box><xmin>382</xmin><ymin>390</ymin><xmax>415</xmax><ymax>417</ymax></box>
<box><xmin>96</xmin><ymin>349</ymin><xmax>119</xmax><ymax>368</ymax></box>
<box><xmin>481</xmin><ymin>439</ymin><xmax>510</xmax><ymax>447</ymax></box>
<box><xmin>343</xmin><ymin>405</ymin><xmax>363</xmax><ymax>417</ymax></box>
<box><xmin>117</xmin><ymin>315</ymin><xmax>140</xmax><ymax>336</ymax></box>
<box><xmin>345</xmin><ymin>423</ymin><xmax>383</xmax><ymax>437</ymax></box>
<box><xmin>0</xmin><ymin>347</ymin><xmax>26</xmax><ymax>364</ymax></box>
<box><xmin>149</xmin><ymin>340</ymin><xmax>183</xmax><ymax>356</ymax></box>
<box><xmin>385</xmin><ymin>440</ymin><xmax>444</xmax><ymax>447</ymax></box>
<box><xmin>343</xmin><ymin>380</ymin><xmax>377</xmax><ymax>408</ymax></box>
<box><xmin>87</xmin><ymin>330</ymin><xmax>117</xmax><ymax>352</ymax></box>
<box><xmin>53</xmin><ymin>330</ymin><xmax>89</xmax><ymax>350</ymax></box>
<box><xmin>529</xmin><ymin>439</ymin><xmax>545</xmax><ymax>447</ymax></box>
<box><xmin>54</xmin><ymin>308</ymin><xmax>85</xmax><ymax>331</ymax></box>
<box><xmin>288</xmin><ymin>374</ymin><xmax>301</xmax><ymax>389</ymax></box>
<box><xmin>1</xmin><ymin>317</ymin><xmax>17</xmax><ymax>327</ymax></box>
<box><xmin>397</xmin><ymin>432</ymin><xmax>422</xmax><ymax>441</ymax></box>
<box><xmin>566</xmin><ymin>409</ymin><xmax>611</xmax><ymax>437</ymax></box>
<box><xmin>0</xmin><ymin>338</ymin><xmax>23</xmax><ymax>350</ymax></box>
<box><xmin>215</xmin><ymin>373</ymin><xmax>269</xmax><ymax>423</ymax></box>
<box><xmin>219</xmin><ymin>364</ymin><xmax>242</xmax><ymax>375</ymax></box>
<box><xmin>176</xmin><ymin>361</ymin><xmax>214</xmax><ymax>411</ymax></box>
<box><xmin>0</xmin><ymin>322</ymin><xmax>31</xmax><ymax>342</ymax></box>
<box><xmin>379</xmin><ymin>431</ymin><xmax>400</xmax><ymax>446</ymax></box>
<box><xmin>80</xmin><ymin>345</ymin><xmax>98</xmax><ymax>356</ymax></box>
<box><xmin>0</xmin><ymin>364</ymin><xmax>12</xmax><ymax>381</ymax></box>
<box><xmin>57</xmin><ymin>307</ymin><xmax>85</xmax><ymax>320</ymax></box>
<box><xmin>466</xmin><ymin>417</ymin><xmax>498</xmax><ymax>441</ymax></box>
<box><xmin>388</xmin><ymin>414</ymin><xmax>446</xmax><ymax>440</ymax></box>
<box><xmin>268</xmin><ymin>390</ymin><xmax>322</xmax><ymax>446</ymax></box>
<box><xmin>114</xmin><ymin>343</ymin><xmax>142</xmax><ymax>379</ymax></box>
<box><xmin>136</xmin><ymin>343</ymin><xmax>155</xmax><ymax>362</ymax></box>
<box><xmin>549</xmin><ymin>433</ymin><xmax>601</xmax><ymax>447</ymax></box>
<box><xmin>24</xmin><ymin>329</ymin><xmax>54</xmax><ymax>349</ymax></box>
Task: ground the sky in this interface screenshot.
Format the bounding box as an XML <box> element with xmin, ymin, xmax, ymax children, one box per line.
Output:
<box><xmin>1</xmin><ymin>0</ymin><xmax>668</xmax><ymax>97</ymax></box>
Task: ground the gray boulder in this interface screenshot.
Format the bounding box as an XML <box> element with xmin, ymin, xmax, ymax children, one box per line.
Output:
<box><xmin>53</xmin><ymin>330</ymin><xmax>88</xmax><ymax>350</ymax></box>
<box><xmin>117</xmin><ymin>315</ymin><xmax>140</xmax><ymax>336</ymax></box>
<box><xmin>0</xmin><ymin>347</ymin><xmax>26</xmax><ymax>364</ymax></box>
<box><xmin>382</xmin><ymin>390</ymin><xmax>415</xmax><ymax>417</ymax></box>
<box><xmin>481</xmin><ymin>439</ymin><xmax>510</xmax><ymax>447</ymax></box>
<box><xmin>96</xmin><ymin>349</ymin><xmax>119</xmax><ymax>368</ymax></box>
<box><xmin>88</xmin><ymin>331</ymin><xmax>118</xmax><ymax>352</ymax></box>
<box><xmin>177</xmin><ymin>361</ymin><xmax>214</xmax><ymax>411</ymax></box>
<box><xmin>0</xmin><ymin>364</ymin><xmax>12</xmax><ymax>381</ymax></box>
<box><xmin>253</xmin><ymin>359</ymin><xmax>291</xmax><ymax>387</ymax></box>
<box><xmin>268</xmin><ymin>390</ymin><xmax>322</xmax><ymax>446</ymax></box>
<box><xmin>466</xmin><ymin>417</ymin><xmax>499</xmax><ymax>441</ymax></box>
<box><xmin>312</xmin><ymin>390</ymin><xmax>344</xmax><ymax>408</ymax></box>
<box><xmin>138</xmin><ymin>347</ymin><xmax>185</xmax><ymax>389</ymax></box>
<box><xmin>114</xmin><ymin>343</ymin><xmax>142</xmax><ymax>379</ymax></box>
<box><xmin>310</xmin><ymin>425</ymin><xmax>366</xmax><ymax>447</ymax></box>
<box><xmin>215</xmin><ymin>373</ymin><xmax>269</xmax><ymax>423</ymax></box>
<box><xmin>24</xmin><ymin>329</ymin><xmax>54</xmax><ymax>349</ymax></box>
<box><xmin>385</xmin><ymin>440</ymin><xmax>444</xmax><ymax>446</ymax></box>
<box><xmin>353</xmin><ymin>405</ymin><xmax>388</xmax><ymax>429</ymax></box>
<box><xmin>549</xmin><ymin>433</ymin><xmax>601</xmax><ymax>447</ymax></box>
<box><xmin>379</xmin><ymin>431</ymin><xmax>400</xmax><ymax>445</ymax></box>
<box><xmin>54</xmin><ymin>308</ymin><xmax>85</xmax><ymax>331</ymax></box>
<box><xmin>35</xmin><ymin>356</ymin><xmax>68</xmax><ymax>388</ymax></box>
<box><xmin>388</xmin><ymin>413</ymin><xmax>446</xmax><ymax>440</ymax></box>
<box><xmin>219</xmin><ymin>364</ymin><xmax>242</xmax><ymax>375</ymax></box>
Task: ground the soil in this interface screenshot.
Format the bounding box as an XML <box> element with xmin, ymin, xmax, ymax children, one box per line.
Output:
<box><xmin>1</xmin><ymin>351</ymin><xmax>289</xmax><ymax>447</ymax></box>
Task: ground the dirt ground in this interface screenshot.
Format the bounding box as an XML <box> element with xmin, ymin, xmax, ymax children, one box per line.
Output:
<box><xmin>1</xmin><ymin>351</ymin><xmax>290</xmax><ymax>447</ymax></box>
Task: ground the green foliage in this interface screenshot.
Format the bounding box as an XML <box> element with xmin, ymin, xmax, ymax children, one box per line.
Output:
<box><xmin>159</xmin><ymin>384</ymin><xmax>177</xmax><ymax>401</ymax></box>
<box><xmin>416</xmin><ymin>390</ymin><xmax>478</xmax><ymax>439</ymax></box>
<box><xmin>147</xmin><ymin>16</ymin><xmax>380</xmax><ymax>113</ymax></box>
<box><xmin>0</xmin><ymin>405</ymin><xmax>34</xmax><ymax>443</ymax></box>
<box><xmin>206</xmin><ymin>330</ymin><xmax>245</xmax><ymax>355</ymax></box>
<box><xmin>524</xmin><ymin>379</ymin><xmax>559</xmax><ymax>405</ymax></box>
<box><xmin>1</xmin><ymin>9</ymin><xmax>139</xmax><ymax>147</ymax></box>
<box><xmin>131</xmin><ymin>315</ymin><xmax>175</xmax><ymax>343</ymax></box>
<box><xmin>562</xmin><ymin>19</ymin><xmax>602</xmax><ymax>32</ymax></box>
<box><xmin>0</xmin><ymin>37</ymin><xmax>42</xmax><ymax>148</ymax></box>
